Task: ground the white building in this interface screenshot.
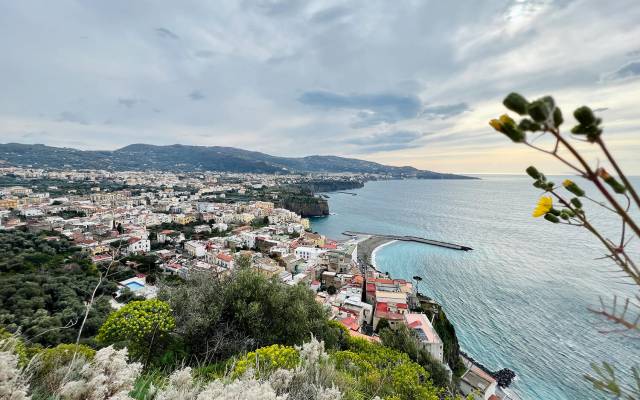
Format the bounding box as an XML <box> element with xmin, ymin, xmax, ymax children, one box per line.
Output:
<box><xmin>294</xmin><ymin>246</ymin><xmax>326</xmax><ymax>261</ymax></box>
<box><xmin>184</xmin><ymin>240</ymin><xmax>206</xmax><ymax>258</ymax></box>
<box><xmin>125</xmin><ymin>238</ymin><xmax>150</xmax><ymax>255</ymax></box>
<box><xmin>404</xmin><ymin>313</ymin><xmax>444</xmax><ymax>363</ymax></box>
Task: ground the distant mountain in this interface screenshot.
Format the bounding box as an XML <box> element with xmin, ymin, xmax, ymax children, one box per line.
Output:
<box><xmin>0</xmin><ymin>143</ymin><xmax>475</xmax><ymax>179</ymax></box>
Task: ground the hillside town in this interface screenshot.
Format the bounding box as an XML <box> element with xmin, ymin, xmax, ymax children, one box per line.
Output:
<box><xmin>0</xmin><ymin>166</ymin><xmax>514</xmax><ymax>400</ymax></box>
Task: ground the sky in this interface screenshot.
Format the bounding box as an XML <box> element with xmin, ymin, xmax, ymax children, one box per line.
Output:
<box><xmin>1</xmin><ymin>0</ymin><xmax>639</xmax><ymax>174</ymax></box>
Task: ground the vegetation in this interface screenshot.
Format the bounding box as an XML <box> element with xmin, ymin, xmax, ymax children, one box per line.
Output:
<box><xmin>380</xmin><ymin>325</ymin><xmax>451</xmax><ymax>388</ymax></box>
<box><xmin>0</xmin><ymin>229</ymin><xmax>78</xmax><ymax>273</ymax></box>
<box><xmin>97</xmin><ymin>299</ymin><xmax>175</xmax><ymax>361</ymax></box>
<box><xmin>0</xmin><ymin>230</ymin><xmax>116</xmax><ymax>346</ymax></box>
<box><xmin>159</xmin><ymin>269</ymin><xmax>344</xmax><ymax>363</ymax></box>
<box><xmin>491</xmin><ymin>93</ymin><xmax>640</xmax><ymax>398</ymax></box>
<box><xmin>333</xmin><ymin>336</ymin><xmax>441</xmax><ymax>400</ymax></box>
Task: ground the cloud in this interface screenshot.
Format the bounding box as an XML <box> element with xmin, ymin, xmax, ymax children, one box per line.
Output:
<box><xmin>194</xmin><ymin>50</ymin><xmax>216</xmax><ymax>59</ymax></box>
<box><xmin>1</xmin><ymin>1</ymin><xmax>640</xmax><ymax>173</ymax></box>
<box><xmin>421</xmin><ymin>103</ymin><xmax>470</xmax><ymax>120</ymax></box>
<box><xmin>299</xmin><ymin>90</ymin><xmax>423</xmax><ymax>126</ymax></box>
<box><xmin>604</xmin><ymin>61</ymin><xmax>640</xmax><ymax>81</ymax></box>
<box><xmin>310</xmin><ymin>6</ymin><xmax>351</xmax><ymax>24</ymax></box>
<box><xmin>57</xmin><ymin>111</ymin><xmax>89</xmax><ymax>125</ymax></box>
<box><xmin>155</xmin><ymin>27</ymin><xmax>179</xmax><ymax>40</ymax></box>
<box><xmin>118</xmin><ymin>98</ymin><xmax>138</xmax><ymax>108</ymax></box>
<box><xmin>189</xmin><ymin>90</ymin><xmax>206</xmax><ymax>101</ymax></box>
<box><xmin>344</xmin><ymin>130</ymin><xmax>426</xmax><ymax>153</ymax></box>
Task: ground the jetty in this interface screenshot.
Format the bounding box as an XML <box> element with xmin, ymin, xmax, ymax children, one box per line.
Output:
<box><xmin>343</xmin><ymin>230</ymin><xmax>473</xmax><ymax>251</ymax></box>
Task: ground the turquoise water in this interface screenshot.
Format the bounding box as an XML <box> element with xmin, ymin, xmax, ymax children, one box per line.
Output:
<box><xmin>311</xmin><ymin>176</ymin><xmax>639</xmax><ymax>400</ymax></box>
<box><xmin>126</xmin><ymin>281</ymin><xmax>145</xmax><ymax>291</ymax></box>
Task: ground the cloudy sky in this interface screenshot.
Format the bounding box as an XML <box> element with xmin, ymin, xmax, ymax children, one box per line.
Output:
<box><xmin>1</xmin><ymin>0</ymin><xmax>639</xmax><ymax>174</ymax></box>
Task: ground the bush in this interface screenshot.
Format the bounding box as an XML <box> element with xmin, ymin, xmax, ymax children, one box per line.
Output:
<box><xmin>31</xmin><ymin>343</ymin><xmax>96</xmax><ymax>393</ymax></box>
<box><xmin>97</xmin><ymin>299</ymin><xmax>175</xmax><ymax>361</ymax></box>
<box><xmin>332</xmin><ymin>337</ymin><xmax>441</xmax><ymax>400</ymax></box>
<box><xmin>160</xmin><ymin>269</ymin><xmax>336</xmax><ymax>362</ymax></box>
<box><xmin>233</xmin><ymin>344</ymin><xmax>299</xmax><ymax>378</ymax></box>
<box><xmin>380</xmin><ymin>325</ymin><xmax>451</xmax><ymax>388</ymax></box>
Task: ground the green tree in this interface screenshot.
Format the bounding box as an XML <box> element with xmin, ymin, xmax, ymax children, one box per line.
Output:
<box><xmin>160</xmin><ymin>269</ymin><xmax>339</xmax><ymax>362</ymax></box>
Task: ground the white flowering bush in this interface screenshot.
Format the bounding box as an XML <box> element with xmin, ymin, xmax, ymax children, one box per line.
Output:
<box><xmin>58</xmin><ymin>346</ymin><xmax>142</xmax><ymax>400</ymax></box>
<box><xmin>0</xmin><ymin>348</ymin><xmax>31</xmax><ymax>400</ymax></box>
<box><xmin>1</xmin><ymin>337</ymin><xmax>345</xmax><ymax>400</ymax></box>
<box><xmin>150</xmin><ymin>337</ymin><xmax>342</xmax><ymax>400</ymax></box>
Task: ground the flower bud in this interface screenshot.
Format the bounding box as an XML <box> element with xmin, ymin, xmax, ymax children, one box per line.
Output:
<box><xmin>498</xmin><ymin>114</ymin><xmax>525</xmax><ymax>142</ymax></box>
<box><xmin>597</xmin><ymin>169</ymin><xmax>626</xmax><ymax>194</ymax></box>
<box><xmin>503</xmin><ymin>93</ymin><xmax>529</xmax><ymax>115</ymax></box>
<box><xmin>570</xmin><ymin>197</ymin><xmax>583</xmax><ymax>209</ymax></box>
<box><xmin>518</xmin><ymin>118</ymin><xmax>542</xmax><ymax>132</ymax></box>
<box><xmin>574</xmin><ymin>106</ymin><xmax>596</xmax><ymax>126</ymax></box>
<box><xmin>541</xmin><ymin>96</ymin><xmax>555</xmax><ymax>111</ymax></box>
<box><xmin>560</xmin><ymin>211</ymin><xmax>569</xmax><ymax>220</ymax></box>
<box><xmin>544</xmin><ymin>213</ymin><xmax>560</xmax><ymax>223</ymax></box>
<box><xmin>526</xmin><ymin>166</ymin><xmax>542</xmax><ymax>180</ymax></box>
<box><xmin>489</xmin><ymin>119</ymin><xmax>503</xmax><ymax>133</ymax></box>
<box><xmin>528</xmin><ymin>100</ymin><xmax>552</xmax><ymax>122</ymax></box>
<box><xmin>553</xmin><ymin>107</ymin><xmax>563</xmax><ymax>127</ymax></box>
<box><xmin>563</xmin><ymin>179</ymin><xmax>585</xmax><ymax>197</ymax></box>
<box><xmin>548</xmin><ymin>208</ymin><xmax>561</xmax><ymax>216</ymax></box>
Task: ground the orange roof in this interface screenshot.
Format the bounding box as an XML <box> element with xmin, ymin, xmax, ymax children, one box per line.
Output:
<box><xmin>217</xmin><ymin>253</ymin><xmax>233</xmax><ymax>262</ymax></box>
<box><xmin>339</xmin><ymin>316</ymin><xmax>360</xmax><ymax>331</ymax></box>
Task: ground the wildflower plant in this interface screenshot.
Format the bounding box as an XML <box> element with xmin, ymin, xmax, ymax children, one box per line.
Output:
<box><xmin>96</xmin><ymin>299</ymin><xmax>175</xmax><ymax>361</ymax></box>
<box><xmin>490</xmin><ymin>93</ymin><xmax>640</xmax><ymax>398</ymax></box>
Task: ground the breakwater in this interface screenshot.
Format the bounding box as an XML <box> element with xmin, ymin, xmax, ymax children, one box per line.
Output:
<box><xmin>343</xmin><ymin>231</ymin><xmax>473</xmax><ymax>251</ymax></box>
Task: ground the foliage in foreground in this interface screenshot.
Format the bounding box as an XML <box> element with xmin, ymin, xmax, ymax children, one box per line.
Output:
<box><xmin>491</xmin><ymin>92</ymin><xmax>640</xmax><ymax>398</ymax></box>
<box><xmin>159</xmin><ymin>268</ymin><xmax>345</xmax><ymax>363</ymax></box>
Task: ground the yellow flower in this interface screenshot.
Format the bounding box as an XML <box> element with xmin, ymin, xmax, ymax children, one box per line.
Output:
<box><xmin>532</xmin><ymin>196</ymin><xmax>553</xmax><ymax>217</ymax></box>
<box><xmin>499</xmin><ymin>114</ymin><xmax>515</xmax><ymax>125</ymax></box>
<box><xmin>489</xmin><ymin>119</ymin><xmax>503</xmax><ymax>132</ymax></box>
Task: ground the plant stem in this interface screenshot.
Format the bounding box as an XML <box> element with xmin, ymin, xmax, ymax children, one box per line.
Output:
<box><xmin>596</xmin><ymin>137</ymin><xmax>640</xmax><ymax>210</ymax></box>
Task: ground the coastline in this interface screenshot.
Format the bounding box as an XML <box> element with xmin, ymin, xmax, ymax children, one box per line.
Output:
<box><xmin>370</xmin><ymin>239</ymin><xmax>397</xmax><ymax>269</ymax></box>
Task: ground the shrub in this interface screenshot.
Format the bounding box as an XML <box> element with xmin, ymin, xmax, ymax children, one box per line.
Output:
<box><xmin>96</xmin><ymin>299</ymin><xmax>175</xmax><ymax>360</ymax></box>
<box><xmin>233</xmin><ymin>344</ymin><xmax>299</xmax><ymax>378</ymax></box>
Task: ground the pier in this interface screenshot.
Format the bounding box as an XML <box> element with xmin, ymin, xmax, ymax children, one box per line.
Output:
<box><xmin>342</xmin><ymin>230</ymin><xmax>473</xmax><ymax>251</ymax></box>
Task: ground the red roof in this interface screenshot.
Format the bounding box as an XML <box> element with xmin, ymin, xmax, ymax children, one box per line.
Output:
<box><xmin>408</xmin><ymin>321</ymin><xmax>422</xmax><ymax>329</ymax></box>
<box><xmin>217</xmin><ymin>253</ymin><xmax>233</xmax><ymax>262</ymax></box>
<box><xmin>338</xmin><ymin>316</ymin><xmax>360</xmax><ymax>331</ymax></box>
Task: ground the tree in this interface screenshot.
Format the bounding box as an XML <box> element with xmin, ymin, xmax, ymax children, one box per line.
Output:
<box><xmin>160</xmin><ymin>269</ymin><xmax>341</xmax><ymax>363</ymax></box>
<box><xmin>490</xmin><ymin>93</ymin><xmax>640</xmax><ymax>398</ymax></box>
<box><xmin>96</xmin><ymin>299</ymin><xmax>175</xmax><ymax>361</ymax></box>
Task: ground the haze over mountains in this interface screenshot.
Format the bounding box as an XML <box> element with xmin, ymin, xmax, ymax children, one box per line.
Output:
<box><xmin>0</xmin><ymin>143</ymin><xmax>473</xmax><ymax>179</ymax></box>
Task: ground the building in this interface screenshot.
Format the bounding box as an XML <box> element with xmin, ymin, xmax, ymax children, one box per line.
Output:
<box><xmin>125</xmin><ymin>238</ymin><xmax>150</xmax><ymax>255</ymax></box>
<box><xmin>184</xmin><ymin>240</ymin><xmax>206</xmax><ymax>257</ymax></box>
<box><xmin>404</xmin><ymin>313</ymin><xmax>444</xmax><ymax>363</ymax></box>
<box><xmin>295</xmin><ymin>246</ymin><xmax>325</xmax><ymax>261</ymax></box>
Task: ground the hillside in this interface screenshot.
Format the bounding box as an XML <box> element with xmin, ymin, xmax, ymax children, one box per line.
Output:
<box><xmin>0</xmin><ymin>143</ymin><xmax>475</xmax><ymax>178</ymax></box>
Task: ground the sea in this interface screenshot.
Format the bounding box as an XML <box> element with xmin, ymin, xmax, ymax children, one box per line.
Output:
<box><xmin>311</xmin><ymin>175</ymin><xmax>640</xmax><ymax>400</ymax></box>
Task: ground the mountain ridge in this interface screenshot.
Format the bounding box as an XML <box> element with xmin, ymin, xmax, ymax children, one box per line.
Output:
<box><xmin>0</xmin><ymin>142</ymin><xmax>475</xmax><ymax>179</ymax></box>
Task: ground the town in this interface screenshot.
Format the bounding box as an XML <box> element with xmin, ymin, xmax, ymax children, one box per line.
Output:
<box><xmin>0</xmin><ymin>166</ymin><xmax>514</xmax><ymax>400</ymax></box>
